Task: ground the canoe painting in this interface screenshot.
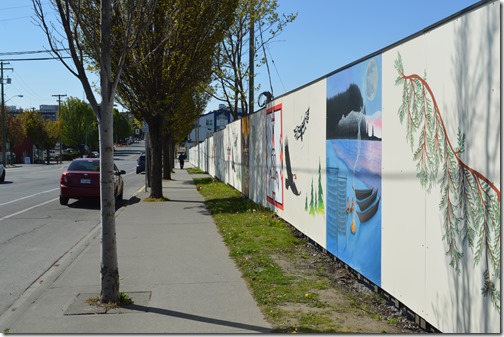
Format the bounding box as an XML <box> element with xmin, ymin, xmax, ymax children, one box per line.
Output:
<box><xmin>355</xmin><ymin>188</ymin><xmax>378</xmax><ymax>213</ymax></box>
<box><xmin>356</xmin><ymin>195</ymin><xmax>380</xmax><ymax>223</ymax></box>
<box><xmin>354</xmin><ymin>187</ymin><xmax>373</xmax><ymax>200</ymax></box>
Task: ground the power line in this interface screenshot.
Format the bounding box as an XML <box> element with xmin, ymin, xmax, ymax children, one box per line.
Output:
<box><xmin>0</xmin><ymin>49</ymin><xmax>71</xmax><ymax>62</ymax></box>
<box><xmin>259</xmin><ymin>23</ymin><xmax>274</xmax><ymax>98</ymax></box>
<box><xmin>0</xmin><ymin>49</ymin><xmax>68</xmax><ymax>56</ymax></box>
<box><xmin>0</xmin><ymin>16</ymin><xmax>31</xmax><ymax>22</ymax></box>
<box><xmin>0</xmin><ymin>5</ymin><xmax>32</xmax><ymax>12</ymax></box>
<box><xmin>267</xmin><ymin>47</ymin><xmax>286</xmax><ymax>93</ymax></box>
<box><xmin>0</xmin><ymin>57</ymin><xmax>71</xmax><ymax>62</ymax></box>
<box><xmin>10</xmin><ymin>71</ymin><xmax>43</xmax><ymax>101</ymax></box>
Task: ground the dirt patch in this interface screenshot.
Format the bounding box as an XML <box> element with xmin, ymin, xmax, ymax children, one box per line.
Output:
<box><xmin>269</xmin><ymin>240</ymin><xmax>426</xmax><ymax>333</ymax></box>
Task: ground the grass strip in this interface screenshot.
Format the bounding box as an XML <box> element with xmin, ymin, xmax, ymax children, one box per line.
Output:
<box><xmin>190</xmin><ymin>175</ymin><xmax>403</xmax><ymax>333</ymax></box>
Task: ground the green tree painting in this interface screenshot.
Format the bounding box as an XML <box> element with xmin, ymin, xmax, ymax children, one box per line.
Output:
<box><xmin>317</xmin><ymin>161</ymin><xmax>325</xmax><ymax>214</ymax></box>
<box><xmin>394</xmin><ymin>52</ymin><xmax>500</xmax><ymax>312</ymax></box>
<box><xmin>307</xmin><ymin>159</ymin><xmax>325</xmax><ymax>216</ymax></box>
<box><xmin>309</xmin><ymin>178</ymin><xmax>315</xmax><ymax>215</ymax></box>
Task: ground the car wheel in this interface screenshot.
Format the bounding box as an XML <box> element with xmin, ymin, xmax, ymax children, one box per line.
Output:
<box><xmin>136</xmin><ymin>168</ymin><xmax>140</xmax><ymax>174</ymax></box>
<box><xmin>60</xmin><ymin>196</ymin><xmax>69</xmax><ymax>205</ymax></box>
<box><xmin>0</xmin><ymin>171</ymin><xmax>4</xmax><ymax>182</ymax></box>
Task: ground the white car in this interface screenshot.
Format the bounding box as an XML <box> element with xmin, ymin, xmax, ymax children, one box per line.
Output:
<box><xmin>0</xmin><ymin>163</ymin><xmax>5</xmax><ymax>182</ymax></box>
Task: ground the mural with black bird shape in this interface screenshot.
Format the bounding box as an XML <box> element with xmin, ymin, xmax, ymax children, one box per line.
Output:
<box><xmin>294</xmin><ymin>108</ymin><xmax>309</xmax><ymax>141</ymax></box>
<box><xmin>284</xmin><ymin>139</ymin><xmax>301</xmax><ymax>196</ymax></box>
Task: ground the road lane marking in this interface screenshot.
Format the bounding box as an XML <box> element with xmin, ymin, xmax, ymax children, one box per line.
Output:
<box><xmin>0</xmin><ymin>188</ymin><xmax>59</xmax><ymax>207</ymax></box>
<box><xmin>0</xmin><ymin>198</ymin><xmax>59</xmax><ymax>222</ymax></box>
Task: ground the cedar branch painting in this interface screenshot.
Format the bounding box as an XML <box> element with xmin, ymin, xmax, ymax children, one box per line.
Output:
<box><xmin>394</xmin><ymin>52</ymin><xmax>500</xmax><ymax>312</ymax></box>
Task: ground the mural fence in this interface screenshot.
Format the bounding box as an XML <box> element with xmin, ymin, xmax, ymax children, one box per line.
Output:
<box><xmin>189</xmin><ymin>1</ymin><xmax>500</xmax><ymax>332</ymax></box>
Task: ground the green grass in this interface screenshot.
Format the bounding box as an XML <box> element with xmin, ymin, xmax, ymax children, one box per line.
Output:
<box><xmin>191</xmin><ymin>176</ymin><xmax>397</xmax><ymax>333</ymax></box>
<box><xmin>187</xmin><ymin>167</ymin><xmax>206</xmax><ymax>174</ymax></box>
<box><xmin>143</xmin><ymin>196</ymin><xmax>170</xmax><ymax>202</ymax></box>
<box><xmin>192</xmin><ymin>178</ymin><xmax>305</xmax><ymax>304</ymax></box>
<box><xmin>85</xmin><ymin>292</ymin><xmax>134</xmax><ymax>310</ymax></box>
<box><xmin>190</xmin><ymin>175</ymin><xmax>415</xmax><ymax>333</ymax></box>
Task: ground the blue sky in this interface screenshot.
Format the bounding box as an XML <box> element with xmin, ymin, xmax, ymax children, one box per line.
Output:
<box><xmin>0</xmin><ymin>0</ymin><xmax>483</xmax><ymax>113</ymax></box>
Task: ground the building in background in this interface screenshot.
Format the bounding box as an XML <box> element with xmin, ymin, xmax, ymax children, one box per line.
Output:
<box><xmin>39</xmin><ymin>105</ymin><xmax>58</xmax><ymax>121</ymax></box>
<box><xmin>185</xmin><ymin>104</ymin><xmax>242</xmax><ymax>150</ymax></box>
<box><xmin>7</xmin><ymin>105</ymin><xmax>56</xmax><ymax>120</ymax></box>
<box><xmin>5</xmin><ymin>105</ymin><xmax>22</xmax><ymax>116</ymax></box>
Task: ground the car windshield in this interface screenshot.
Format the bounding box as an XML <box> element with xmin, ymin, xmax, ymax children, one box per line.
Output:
<box><xmin>68</xmin><ymin>160</ymin><xmax>100</xmax><ymax>172</ymax></box>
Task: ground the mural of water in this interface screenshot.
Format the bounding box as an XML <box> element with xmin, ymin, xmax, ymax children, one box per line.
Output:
<box><xmin>326</xmin><ymin>139</ymin><xmax>381</xmax><ymax>285</ymax></box>
<box><xmin>326</xmin><ymin>55</ymin><xmax>382</xmax><ymax>286</ymax></box>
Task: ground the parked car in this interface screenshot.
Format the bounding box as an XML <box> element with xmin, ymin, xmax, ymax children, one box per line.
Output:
<box><xmin>0</xmin><ymin>163</ymin><xmax>5</xmax><ymax>182</ymax></box>
<box><xmin>136</xmin><ymin>153</ymin><xmax>145</xmax><ymax>174</ymax></box>
<box><xmin>49</xmin><ymin>149</ymin><xmax>58</xmax><ymax>160</ymax></box>
<box><xmin>42</xmin><ymin>149</ymin><xmax>60</xmax><ymax>161</ymax></box>
<box><xmin>62</xmin><ymin>148</ymin><xmax>79</xmax><ymax>161</ymax></box>
<box><xmin>59</xmin><ymin>158</ymin><xmax>125</xmax><ymax>205</ymax></box>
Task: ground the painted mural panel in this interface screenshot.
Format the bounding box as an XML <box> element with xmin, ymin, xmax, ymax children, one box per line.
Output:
<box><xmin>326</xmin><ymin>55</ymin><xmax>382</xmax><ymax>286</ymax></box>
<box><xmin>382</xmin><ymin>1</ymin><xmax>500</xmax><ymax>332</ymax></box>
<box><xmin>266</xmin><ymin>104</ymin><xmax>284</xmax><ymax>210</ymax></box>
<box><xmin>225</xmin><ymin>121</ymin><xmax>242</xmax><ymax>191</ymax></box>
<box><xmin>241</xmin><ymin>116</ymin><xmax>250</xmax><ymax>197</ymax></box>
<box><xmin>207</xmin><ymin>137</ymin><xmax>215</xmax><ymax>177</ymax></box>
<box><xmin>213</xmin><ymin>131</ymin><xmax>225</xmax><ymax>182</ymax></box>
<box><xmin>249</xmin><ymin>110</ymin><xmax>268</xmax><ymax>207</ymax></box>
<box><xmin>224</xmin><ymin>127</ymin><xmax>231</xmax><ymax>183</ymax></box>
<box><xmin>277</xmin><ymin>81</ymin><xmax>327</xmax><ymax>246</ymax></box>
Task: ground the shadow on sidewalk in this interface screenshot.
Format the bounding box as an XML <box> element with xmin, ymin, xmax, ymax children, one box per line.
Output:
<box><xmin>126</xmin><ymin>304</ymin><xmax>271</xmax><ymax>333</ymax></box>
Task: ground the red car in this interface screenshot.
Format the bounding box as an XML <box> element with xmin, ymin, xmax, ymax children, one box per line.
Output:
<box><xmin>59</xmin><ymin>158</ymin><xmax>125</xmax><ymax>205</ymax></box>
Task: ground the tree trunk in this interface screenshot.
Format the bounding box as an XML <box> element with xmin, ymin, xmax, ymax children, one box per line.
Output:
<box><xmin>33</xmin><ymin>0</ymin><xmax>158</xmax><ymax>306</ymax></box>
<box><xmin>99</xmin><ymin>102</ymin><xmax>119</xmax><ymax>303</ymax></box>
<box><xmin>99</xmin><ymin>0</ymin><xmax>119</xmax><ymax>303</ymax></box>
<box><xmin>162</xmin><ymin>132</ymin><xmax>173</xmax><ymax>180</ymax></box>
<box><xmin>148</xmin><ymin>115</ymin><xmax>164</xmax><ymax>198</ymax></box>
<box><xmin>170</xmin><ymin>141</ymin><xmax>175</xmax><ymax>172</ymax></box>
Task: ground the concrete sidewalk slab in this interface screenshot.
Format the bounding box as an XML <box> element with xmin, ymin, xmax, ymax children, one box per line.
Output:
<box><xmin>1</xmin><ymin>166</ymin><xmax>271</xmax><ymax>333</ymax></box>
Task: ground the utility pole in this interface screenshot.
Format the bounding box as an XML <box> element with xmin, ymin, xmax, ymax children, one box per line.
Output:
<box><xmin>1</xmin><ymin>61</ymin><xmax>14</xmax><ymax>166</ymax></box>
<box><xmin>53</xmin><ymin>94</ymin><xmax>67</xmax><ymax>163</ymax></box>
<box><xmin>248</xmin><ymin>12</ymin><xmax>254</xmax><ymax>115</ymax></box>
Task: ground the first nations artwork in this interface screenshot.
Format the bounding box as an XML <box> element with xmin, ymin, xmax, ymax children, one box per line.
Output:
<box><xmin>326</xmin><ymin>56</ymin><xmax>382</xmax><ymax>285</ymax></box>
<box><xmin>394</xmin><ymin>52</ymin><xmax>500</xmax><ymax>312</ymax></box>
<box><xmin>266</xmin><ymin>104</ymin><xmax>284</xmax><ymax>209</ymax></box>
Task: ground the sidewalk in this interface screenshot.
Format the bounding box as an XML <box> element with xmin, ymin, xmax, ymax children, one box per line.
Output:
<box><xmin>0</xmin><ymin>164</ymin><xmax>271</xmax><ymax>333</ymax></box>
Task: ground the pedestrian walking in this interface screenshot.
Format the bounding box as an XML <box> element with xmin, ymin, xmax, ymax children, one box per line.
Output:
<box><xmin>178</xmin><ymin>153</ymin><xmax>185</xmax><ymax>169</ymax></box>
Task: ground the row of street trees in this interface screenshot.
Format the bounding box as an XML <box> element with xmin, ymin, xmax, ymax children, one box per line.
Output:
<box><xmin>0</xmin><ymin>109</ymin><xmax>59</xmax><ymax>163</ymax></box>
<box><xmin>0</xmin><ymin>98</ymin><xmax>134</xmax><ymax>164</ymax></box>
<box><xmin>59</xmin><ymin>97</ymin><xmax>135</xmax><ymax>152</ymax></box>
<box><xmin>31</xmin><ymin>0</ymin><xmax>295</xmax><ymax>304</ymax></box>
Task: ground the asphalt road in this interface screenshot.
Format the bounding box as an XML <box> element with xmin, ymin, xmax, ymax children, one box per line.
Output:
<box><xmin>0</xmin><ymin>142</ymin><xmax>146</xmax><ymax>317</ymax></box>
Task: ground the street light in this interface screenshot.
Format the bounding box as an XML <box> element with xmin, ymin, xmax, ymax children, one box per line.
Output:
<box><xmin>6</xmin><ymin>95</ymin><xmax>23</xmax><ymax>101</ymax></box>
<box><xmin>1</xmin><ymin>94</ymin><xmax>22</xmax><ymax>165</ymax></box>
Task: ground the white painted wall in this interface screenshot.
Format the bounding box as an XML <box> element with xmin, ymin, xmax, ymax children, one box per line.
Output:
<box><xmin>381</xmin><ymin>2</ymin><xmax>500</xmax><ymax>332</ymax></box>
<box><xmin>189</xmin><ymin>1</ymin><xmax>500</xmax><ymax>332</ymax></box>
<box><xmin>274</xmin><ymin>81</ymin><xmax>327</xmax><ymax>246</ymax></box>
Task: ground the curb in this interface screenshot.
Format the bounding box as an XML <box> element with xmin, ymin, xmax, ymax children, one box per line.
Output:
<box><xmin>0</xmin><ymin>188</ymin><xmax>140</xmax><ymax>331</ymax></box>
